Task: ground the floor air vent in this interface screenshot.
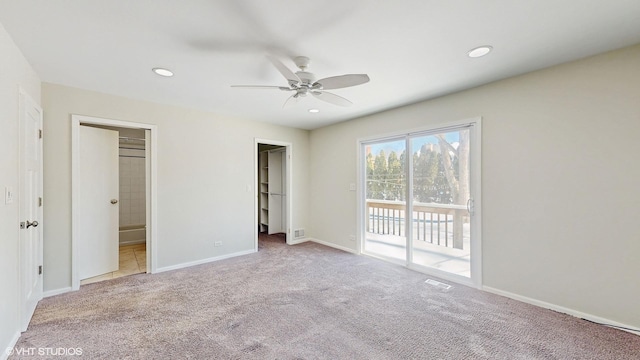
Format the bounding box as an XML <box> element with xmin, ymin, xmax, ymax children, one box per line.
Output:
<box><xmin>425</xmin><ymin>279</ymin><xmax>452</xmax><ymax>290</ymax></box>
<box><xmin>294</xmin><ymin>229</ymin><xmax>305</xmax><ymax>238</ymax></box>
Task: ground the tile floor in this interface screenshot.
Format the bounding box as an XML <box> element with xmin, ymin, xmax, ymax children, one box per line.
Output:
<box><xmin>80</xmin><ymin>243</ymin><xmax>146</xmax><ymax>285</ymax></box>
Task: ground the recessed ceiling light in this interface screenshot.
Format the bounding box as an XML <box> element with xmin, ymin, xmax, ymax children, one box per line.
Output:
<box><xmin>152</xmin><ymin>67</ymin><xmax>174</xmax><ymax>77</ymax></box>
<box><xmin>308</xmin><ymin>109</ymin><xmax>320</xmax><ymax>113</ymax></box>
<box><xmin>467</xmin><ymin>46</ymin><xmax>493</xmax><ymax>58</ymax></box>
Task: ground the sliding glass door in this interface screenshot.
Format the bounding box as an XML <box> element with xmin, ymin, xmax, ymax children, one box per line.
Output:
<box><xmin>409</xmin><ymin>129</ymin><xmax>471</xmax><ymax>277</ymax></box>
<box><xmin>363</xmin><ymin>138</ymin><xmax>407</xmax><ymax>262</ymax></box>
<box><xmin>361</xmin><ymin>121</ymin><xmax>480</xmax><ymax>285</ymax></box>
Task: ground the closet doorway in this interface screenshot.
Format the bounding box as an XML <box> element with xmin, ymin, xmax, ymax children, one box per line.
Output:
<box><xmin>255</xmin><ymin>139</ymin><xmax>292</xmax><ymax>249</ymax></box>
<box><xmin>71</xmin><ymin>115</ymin><xmax>157</xmax><ymax>290</ymax></box>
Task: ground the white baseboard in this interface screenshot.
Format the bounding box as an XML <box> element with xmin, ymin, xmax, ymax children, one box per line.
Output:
<box><xmin>287</xmin><ymin>237</ymin><xmax>310</xmax><ymax>245</ymax></box>
<box><xmin>43</xmin><ymin>287</ymin><xmax>72</xmax><ymax>298</ymax></box>
<box><xmin>308</xmin><ymin>238</ymin><xmax>358</xmax><ymax>254</ymax></box>
<box><xmin>155</xmin><ymin>249</ymin><xmax>256</xmax><ymax>273</ymax></box>
<box><xmin>1</xmin><ymin>331</ymin><xmax>21</xmax><ymax>360</ymax></box>
<box><xmin>483</xmin><ymin>286</ymin><xmax>640</xmax><ymax>336</ymax></box>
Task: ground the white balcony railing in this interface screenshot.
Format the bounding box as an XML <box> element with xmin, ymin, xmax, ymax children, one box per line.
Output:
<box><xmin>366</xmin><ymin>199</ymin><xmax>468</xmax><ymax>249</ymax></box>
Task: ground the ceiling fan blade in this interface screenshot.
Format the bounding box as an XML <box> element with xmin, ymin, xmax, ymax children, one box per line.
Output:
<box><xmin>266</xmin><ymin>54</ymin><xmax>300</xmax><ymax>85</ymax></box>
<box><xmin>283</xmin><ymin>94</ymin><xmax>301</xmax><ymax>108</ymax></box>
<box><xmin>231</xmin><ymin>85</ymin><xmax>292</xmax><ymax>90</ymax></box>
<box><xmin>315</xmin><ymin>74</ymin><xmax>370</xmax><ymax>90</ymax></box>
<box><xmin>311</xmin><ymin>91</ymin><xmax>353</xmax><ymax>107</ymax></box>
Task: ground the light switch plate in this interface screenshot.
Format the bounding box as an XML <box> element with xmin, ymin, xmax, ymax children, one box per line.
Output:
<box><xmin>349</xmin><ymin>183</ymin><xmax>356</xmax><ymax>191</ymax></box>
<box><xmin>5</xmin><ymin>186</ymin><xmax>14</xmax><ymax>204</ymax></box>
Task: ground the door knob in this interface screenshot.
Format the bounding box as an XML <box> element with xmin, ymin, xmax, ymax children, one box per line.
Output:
<box><xmin>111</xmin><ymin>199</ymin><xmax>118</xmax><ymax>204</ymax></box>
<box><xmin>26</xmin><ymin>220</ymin><xmax>38</xmax><ymax>228</ymax></box>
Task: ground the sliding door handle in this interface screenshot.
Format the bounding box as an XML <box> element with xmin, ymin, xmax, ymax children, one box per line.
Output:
<box><xmin>466</xmin><ymin>198</ymin><xmax>474</xmax><ymax>215</ymax></box>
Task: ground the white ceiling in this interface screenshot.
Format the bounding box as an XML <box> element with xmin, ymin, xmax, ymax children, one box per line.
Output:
<box><xmin>2</xmin><ymin>1</ymin><xmax>640</xmax><ymax>130</ymax></box>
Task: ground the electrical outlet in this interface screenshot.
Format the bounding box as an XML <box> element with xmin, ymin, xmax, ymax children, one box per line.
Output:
<box><xmin>5</xmin><ymin>186</ymin><xmax>14</xmax><ymax>204</ymax></box>
<box><xmin>349</xmin><ymin>235</ymin><xmax>356</xmax><ymax>242</ymax></box>
<box><xmin>214</xmin><ymin>241</ymin><xmax>222</xmax><ymax>247</ymax></box>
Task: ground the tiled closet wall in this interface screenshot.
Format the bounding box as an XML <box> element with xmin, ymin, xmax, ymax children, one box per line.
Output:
<box><xmin>119</xmin><ymin>147</ymin><xmax>146</xmax><ymax>227</ymax></box>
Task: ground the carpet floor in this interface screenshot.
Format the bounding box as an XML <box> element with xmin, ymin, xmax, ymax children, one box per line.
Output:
<box><xmin>11</xmin><ymin>234</ymin><xmax>640</xmax><ymax>359</ymax></box>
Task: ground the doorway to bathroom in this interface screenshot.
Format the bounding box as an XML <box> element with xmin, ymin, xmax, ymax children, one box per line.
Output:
<box><xmin>71</xmin><ymin>115</ymin><xmax>157</xmax><ymax>290</ymax></box>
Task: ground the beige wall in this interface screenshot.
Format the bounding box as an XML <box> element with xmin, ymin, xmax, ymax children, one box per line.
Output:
<box><xmin>3</xmin><ymin>14</ymin><xmax>639</xmax><ymax>346</ymax></box>
<box><xmin>42</xmin><ymin>83</ymin><xmax>310</xmax><ymax>291</ymax></box>
<box><xmin>0</xmin><ymin>22</ymin><xmax>41</xmax><ymax>355</ymax></box>
<box><xmin>309</xmin><ymin>44</ymin><xmax>640</xmax><ymax>328</ymax></box>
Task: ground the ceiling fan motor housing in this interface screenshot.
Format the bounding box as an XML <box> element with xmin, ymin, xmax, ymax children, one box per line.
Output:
<box><xmin>296</xmin><ymin>71</ymin><xmax>316</xmax><ymax>85</ymax></box>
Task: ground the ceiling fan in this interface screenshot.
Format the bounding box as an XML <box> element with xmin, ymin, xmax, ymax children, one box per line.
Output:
<box><xmin>232</xmin><ymin>55</ymin><xmax>370</xmax><ymax>108</ymax></box>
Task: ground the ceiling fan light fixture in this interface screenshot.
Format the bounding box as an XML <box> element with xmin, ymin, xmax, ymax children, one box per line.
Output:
<box><xmin>308</xmin><ymin>109</ymin><xmax>320</xmax><ymax>113</ymax></box>
<box><xmin>152</xmin><ymin>67</ymin><xmax>174</xmax><ymax>77</ymax></box>
<box><xmin>467</xmin><ymin>45</ymin><xmax>493</xmax><ymax>58</ymax></box>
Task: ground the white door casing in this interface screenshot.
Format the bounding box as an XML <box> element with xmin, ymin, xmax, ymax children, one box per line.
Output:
<box><xmin>254</xmin><ymin>139</ymin><xmax>293</xmax><ymax>248</ymax></box>
<box><xmin>145</xmin><ymin>129</ymin><xmax>151</xmax><ymax>269</ymax></box>
<box><xmin>78</xmin><ymin>126</ymin><xmax>119</xmax><ymax>280</ymax></box>
<box><xmin>19</xmin><ymin>90</ymin><xmax>43</xmax><ymax>331</ymax></box>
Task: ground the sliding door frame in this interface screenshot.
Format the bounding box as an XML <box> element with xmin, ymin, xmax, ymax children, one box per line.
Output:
<box><xmin>357</xmin><ymin>117</ymin><xmax>482</xmax><ymax>288</ymax></box>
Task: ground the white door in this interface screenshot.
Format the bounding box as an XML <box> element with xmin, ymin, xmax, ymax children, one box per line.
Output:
<box><xmin>78</xmin><ymin>126</ymin><xmax>119</xmax><ymax>280</ymax></box>
<box><xmin>267</xmin><ymin>150</ymin><xmax>284</xmax><ymax>234</ymax></box>
<box><xmin>19</xmin><ymin>92</ymin><xmax>43</xmax><ymax>331</ymax></box>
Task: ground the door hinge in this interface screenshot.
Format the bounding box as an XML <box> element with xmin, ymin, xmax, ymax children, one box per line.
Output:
<box><xmin>38</xmin><ymin>129</ymin><xmax>43</xmax><ymax>139</ymax></box>
<box><xmin>39</xmin><ymin>197</ymin><xmax>43</xmax><ymax>207</ymax></box>
<box><xmin>38</xmin><ymin>265</ymin><xmax>43</xmax><ymax>275</ymax></box>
